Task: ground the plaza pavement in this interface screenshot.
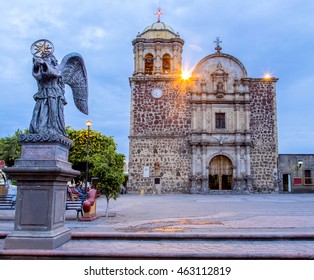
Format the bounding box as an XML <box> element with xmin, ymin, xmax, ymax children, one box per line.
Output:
<box><xmin>1</xmin><ymin>193</ymin><xmax>314</xmax><ymax>259</ymax></box>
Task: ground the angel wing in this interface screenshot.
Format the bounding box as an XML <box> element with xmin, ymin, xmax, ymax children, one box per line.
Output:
<box><xmin>60</xmin><ymin>53</ymin><xmax>88</xmax><ymax>115</ymax></box>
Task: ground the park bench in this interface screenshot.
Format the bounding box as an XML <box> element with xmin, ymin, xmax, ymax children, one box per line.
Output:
<box><xmin>0</xmin><ymin>194</ymin><xmax>16</xmax><ymax>210</ymax></box>
<box><xmin>65</xmin><ymin>199</ymin><xmax>83</xmax><ymax>219</ymax></box>
<box><xmin>65</xmin><ymin>193</ymin><xmax>87</xmax><ymax>219</ymax></box>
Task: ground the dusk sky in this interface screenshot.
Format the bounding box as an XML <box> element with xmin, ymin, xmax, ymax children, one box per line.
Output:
<box><xmin>1</xmin><ymin>0</ymin><xmax>314</xmax><ymax>158</ymax></box>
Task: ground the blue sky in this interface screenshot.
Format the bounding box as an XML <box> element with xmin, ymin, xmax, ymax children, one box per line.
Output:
<box><xmin>0</xmin><ymin>0</ymin><xmax>314</xmax><ymax>157</ymax></box>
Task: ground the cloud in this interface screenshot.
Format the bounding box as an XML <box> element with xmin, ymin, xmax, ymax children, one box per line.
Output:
<box><xmin>188</xmin><ymin>44</ymin><xmax>203</xmax><ymax>52</ymax></box>
<box><xmin>1</xmin><ymin>0</ymin><xmax>314</xmax><ymax>157</ymax></box>
<box><xmin>1</xmin><ymin>5</ymin><xmax>66</xmax><ymax>37</ymax></box>
<box><xmin>79</xmin><ymin>26</ymin><xmax>107</xmax><ymax>50</ymax></box>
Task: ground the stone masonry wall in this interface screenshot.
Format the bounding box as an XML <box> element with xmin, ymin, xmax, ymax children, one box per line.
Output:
<box><xmin>129</xmin><ymin>78</ymin><xmax>191</xmax><ymax>193</ymax></box>
<box><xmin>131</xmin><ymin>79</ymin><xmax>190</xmax><ymax>136</ymax></box>
<box><xmin>248</xmin><ymin>78</ymin><xmax>279</xmax><ymax>192</ymax></box>
<box><xmin>129</xmin><ymin>137</ymin><xmax>191</xmax><ymax>193</ymax></box>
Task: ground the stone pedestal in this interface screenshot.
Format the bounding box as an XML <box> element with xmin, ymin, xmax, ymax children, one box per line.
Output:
<box><xmin>3</xmin><ymin>134</ymin><xmax>80</xmax><ymax>250</ymax></box>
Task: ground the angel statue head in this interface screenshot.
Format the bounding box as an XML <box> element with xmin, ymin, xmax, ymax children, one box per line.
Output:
<box><xmin>29</xmin><ymin>39</ymin><xmax>88</xmax><ymax>136</ymax></box>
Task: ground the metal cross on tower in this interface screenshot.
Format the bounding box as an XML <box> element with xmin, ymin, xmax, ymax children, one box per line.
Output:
<box><xmin>154</xmin><ymin>7</ymin><xmax>164</xmax><ymax>22</ymax></box>
<box><xmin>214</xmin><ymin>37</ymin><xmax>222</xmax><ymax>53</ymax></box>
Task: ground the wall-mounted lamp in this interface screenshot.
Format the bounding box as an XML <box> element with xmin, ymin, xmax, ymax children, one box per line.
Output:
<box><xmin>297</xmin><ymin>160</ymin><xmax>303</xmax><ymax>170</ymax></box>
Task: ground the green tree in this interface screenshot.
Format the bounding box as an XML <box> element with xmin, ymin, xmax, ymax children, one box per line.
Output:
<box><xmin>66</xmin><ymin>127</ymin><xmax>116</xmax><ymax>181</ymax></box>
<box><xmin>0</xmin><ymin>129</ymin><xmax>24</xmax><ymax>166</ymax></box>
<box><xmin>90</xmin><ymin>151</ymin><xmax>125</xmax><ymax>217</ymax></box>
<box><xmin>66</xmin><ymin>127</ymin><xmax>125</xmax><ymax>215</ymax></box>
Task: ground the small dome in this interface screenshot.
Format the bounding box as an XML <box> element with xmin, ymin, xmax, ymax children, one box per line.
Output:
<box><xmin>138</xmin><ymin>21</ymin><xmax>179</xmax><ymax>40</ymax></box>
<box><xmin>143</xmin><ymin>21</ymin><xmax>175</xmax><ymax>33</ymax></box>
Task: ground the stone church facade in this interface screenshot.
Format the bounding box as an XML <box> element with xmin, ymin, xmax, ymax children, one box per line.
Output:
<box><xmin>128</xmin><ymin>20</ymin><xmax>279</xmax><ymax>194</ymax></box>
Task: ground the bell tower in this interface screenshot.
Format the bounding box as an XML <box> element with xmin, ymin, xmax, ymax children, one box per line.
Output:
<box><xmin>128</xmin><ymin>10</ymin><xmax>191</xmax><ymax>194</ymax></box>
<box><xmin>132</xmin><ymin>10</ymin><xmax>184</xmax><ymax>76</ymax></box>
<box><xmin>129</xmin><ymin>9</ymin><xmax>279</xmax><ymax>194</ymax></box>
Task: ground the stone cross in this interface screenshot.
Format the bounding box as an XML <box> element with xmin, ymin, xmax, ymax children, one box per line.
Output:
<box><xmin>154</xmin><ymin>8</ymin><xmax>164</xmax><ymax>22</ymax></box>
<box><xmin>214</xmin><ymin>37</ymin><xmax>222</xmax><ymax>53</ymax></box>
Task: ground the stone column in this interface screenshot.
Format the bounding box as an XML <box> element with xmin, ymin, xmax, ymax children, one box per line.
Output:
<box><xmin>191</xmin><ymin>145</ymin><xmax>196</xmax><ymax>176</ymax></box>
<box><xmin>201</xmin><ymin>175</ymin><xmax>209</xmax><ymax>193</ymax></box>
<box><xmin>246</xmin><ymin>145</ymin><xmax>251</xmax><ymax>176</ymax></box>
<box><xmin>234</xmin><ymin>104</ymin><xmax>240</xmax><ymax>132</ymax></box>
<box><xmin>133</xmin><ymin>46</ymin><xmax>138</xmax><ymax>74</ymax></box>
<box><xmin>201</xmin><ymin>145</ymin><xmax>207</xmax><ymax>177</ymax></box>
<box><xmin>236</xmin><ymin>145</ymin><xmax>241</xmax><ymax>178</ymax></box>
<box><xmin>191</xmin><ymin>103</ymin><xmax>197</xmax><ymax>131</ymax></box>
<box><xmin>201</xmin><ymin>104</ymin><xmax>207</xmax><ymax>132</ymax></box>
<box><xmin>201</xmin><ymin>146</ymin><xmax>208</xmax><ymax>193</ymax></box>
<box><xmin>4</xmin><ymin>134</ymin><xmax>80</xmax><ymax>250</ymax></box>
<box><xmin>244</xmin><ymin>104</ymin><xmax>250</xmax><ymax>131</ymax></box>
<box><xmin>173</xmin><ymin>42</ymin><xmax>183</xmax><ymax>74</ymax></box>
<box><xmin>155</xmin><ymin>43</ymin><xmax>161</xmax><ymax>74</ymax></box>
<box><xmin>138</xmin><ymin>44</ymin><xmax>144</xmax><ymax>74</ymax></box>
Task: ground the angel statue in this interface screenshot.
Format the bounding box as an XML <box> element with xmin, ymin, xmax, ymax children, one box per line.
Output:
<box><xmin>29</xmin><ymin>39</ymin><xmax>88</xmax><ymax>136</ymax></box>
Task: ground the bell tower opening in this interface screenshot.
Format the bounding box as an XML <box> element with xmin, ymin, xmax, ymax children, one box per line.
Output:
<box><xmin>209</xmin><ymin>155</ymin><xmax>233</xmax><ymax>190</ymax></box>
<box><xmin>144</xmin><ymin>53</ymin><xmax>154</xmax><ymax>75</ymax></box>
<box><xmin>162</xmin><ymin>53</ymin><xmax>171</xmax><ymax>73</ymax></box>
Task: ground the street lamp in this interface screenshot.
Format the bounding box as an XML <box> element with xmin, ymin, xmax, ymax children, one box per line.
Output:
<box><xmin>85</xmin><ymin>120</ymin><xmax>92</xmax><ymax>194</ymax></box>
<box><xmin>297</xmin><ymin>160</ymin><xmax>303</xmax><ymax>170</ymax></box>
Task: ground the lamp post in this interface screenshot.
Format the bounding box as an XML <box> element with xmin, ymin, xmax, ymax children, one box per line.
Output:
<box><xmin>297</xmin><ymin>160</ymin><xmax>303</xmax><ymax>170</ymax></box>
<box><xmin>85</xmin><ymin>120</ymin><xmax>92</xmax><ymax>194</ymax></box>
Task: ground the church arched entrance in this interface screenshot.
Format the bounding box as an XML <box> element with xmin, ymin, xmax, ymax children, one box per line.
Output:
<box><xmin>208</xmin><ymin>155</ymin><xmax>233</xmax><ymax>190</ymax></box>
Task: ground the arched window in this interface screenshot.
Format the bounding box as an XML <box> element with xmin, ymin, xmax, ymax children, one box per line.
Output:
<box><xmin>144</xmin><ymin>53</ymin><xmax>154</xmax><ymax>75</ymax></box>
<box><xmin>162</xmin><ymin>54</ymin><xmax>171</xmax><ymax>73</ymax></box>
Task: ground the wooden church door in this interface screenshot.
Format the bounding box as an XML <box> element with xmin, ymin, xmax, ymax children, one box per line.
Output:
<box><xmin>209</xmin><ymin>155</ymin><xmax>233</xmax><ymax>190</ymax></box>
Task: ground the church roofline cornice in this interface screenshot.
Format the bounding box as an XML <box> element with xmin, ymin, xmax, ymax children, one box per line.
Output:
<box><xmin>190</xmin><ymin>100</ymin><xmax>250</xmax><ymax>105</ymax></box>
<box><xmin>129</xmin><ymin>74</ymin><xmax>182</xmax><ymax>83</ymax></box>
<box><xmin>129</xmin><ymin>134</ymin><xmax>189</xmax><ymax>139</ymax></box>
<box><xmin>242</xmin><ymin>77</ymin><xmax>279</xmax><ymax>83</ymax></box>
<box><xmin>132</xmin><ymin>37</ymin><xmax>184</xmax><ymax>46</ymax></box>
<box><xmin>191</xmin><ymin>131</ymin><xmax>251</xmax><ymax>135</ymax></box>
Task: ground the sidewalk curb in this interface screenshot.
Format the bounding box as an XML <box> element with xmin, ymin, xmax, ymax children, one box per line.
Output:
<box><xmin>71</xmin><ymin>231</ymin><xmax>314</xmax><ymax>240</ymax></box>
<box><xmin>2</xmin><ymin>230</ymin><xmax>314</xmax><ymax>240</ymax></box>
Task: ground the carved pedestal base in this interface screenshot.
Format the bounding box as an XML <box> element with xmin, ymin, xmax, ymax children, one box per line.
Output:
<box><xmin>4</xmin><ymin>134</ymin><xmax>79</xmax><ymax>250</ymax></box>
<box><xmin>5</xmin><ymin>227</ymin><xmax>71</xmax><ymax>250</ymax></box>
